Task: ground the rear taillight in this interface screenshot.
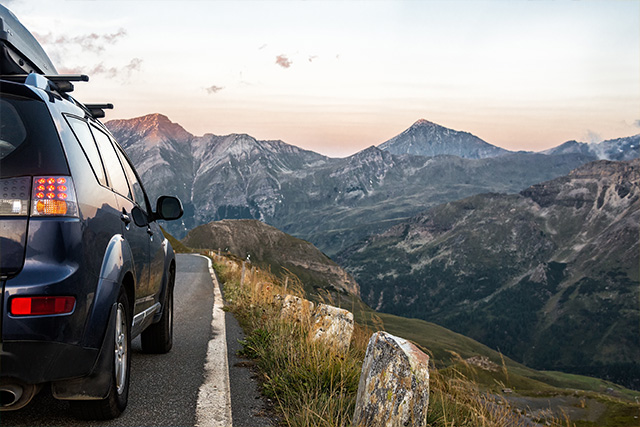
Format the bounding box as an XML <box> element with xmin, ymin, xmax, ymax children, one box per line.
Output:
<box><xmin>31</xmin><ymin>176</ymin><xmax>78</xmax><ymax>217</ymax></box>
<box><xmin>10</xmin><ymin>296</ymin><xmax>76</xmax><ymax>316</ymax></box>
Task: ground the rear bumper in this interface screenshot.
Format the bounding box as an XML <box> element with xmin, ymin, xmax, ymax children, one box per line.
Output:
<box><xmin>0</xmin><ymin>341</ymin><xmax>98</xmax><ymax>384</ymax></box>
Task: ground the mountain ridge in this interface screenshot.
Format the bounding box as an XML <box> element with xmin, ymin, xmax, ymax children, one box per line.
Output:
<box><xmin>337</xmin><ymin>158</ymin><xmax>640</xmax><ymax>389</ymax></box>
<box><xmin>105</xmin><ymin>114</ymin><xmax>636</xmax><ymax>256</ymax></box>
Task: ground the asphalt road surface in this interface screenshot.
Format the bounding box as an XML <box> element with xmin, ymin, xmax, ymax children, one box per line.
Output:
<box><xmin>0</xmin><ymin>253</ymin><xmax>272</xmax><ymax>427</ymax></box>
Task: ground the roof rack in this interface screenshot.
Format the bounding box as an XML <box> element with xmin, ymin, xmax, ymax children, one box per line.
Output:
<box><xmin>84</xmin><ymin>103</ymin><xmax>114</xmax><ymax>119</ymax></box>
<box><xmin>0</xmin><ymin>73</ymin><xmax>88</xmax><ymax>93</ymax></box>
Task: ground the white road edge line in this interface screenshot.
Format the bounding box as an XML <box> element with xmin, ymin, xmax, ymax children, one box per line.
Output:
<box><xmin>195</xmin><ymin>254</ymin><xmax>233</xmax><ymax>427</ymax></box>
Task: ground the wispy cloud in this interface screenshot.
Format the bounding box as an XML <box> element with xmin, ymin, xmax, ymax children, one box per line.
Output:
<box><xmin>34</xmin><ymin>29</ymin><xmax>127</xmax><ymax>54</ymax></box>
<box><xmin>206</xmin><ymin>85</ymin><xmax>224</xmax><ymax>94</ymax></box>
<box><xmin>59</xmin><ymin>58</ymin><xmax>143</xmax><ymax>80</ymax></box>
<box><xmin>584</xmin><ymin>130</ymin><xmax>603</xmax><ymax>144</ymax></box>
<box><xmin>35</xmin><ymin>27</ymin><xmax>141</xmax><ymax>81</ymax></box>
<box><xmin>275</xmin><ymin>54</ymin><xmax>292</xmax><ymax>68</ymax></box>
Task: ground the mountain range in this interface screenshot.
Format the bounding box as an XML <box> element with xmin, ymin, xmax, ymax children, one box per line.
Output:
<box><xmin>337</xmin><ymin>159</ymin><xmax>640</xmax><ymax>389</ymax></box>
<box><xmin>106</xmin><ymin>114</ymin><xmax>640</xmax><ymax>387</ymax></box>
<box><xmin>105</xmin><ymin>115</ymin><xmax>633</xmax><ymax>256</ymax></box>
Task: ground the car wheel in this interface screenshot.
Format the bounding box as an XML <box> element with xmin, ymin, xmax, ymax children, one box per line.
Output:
<box><xmin>71</xmin><ymin>288</ymin><xmax>131</xmax><ymax>420</ymax></box>
<box><xmin>141</xmin><ymin>268</ymin><xmax>174</xmax><ymax>354</ymax></box>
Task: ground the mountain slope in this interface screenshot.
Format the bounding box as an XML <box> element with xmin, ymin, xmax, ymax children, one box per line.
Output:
<box><xmin>378</xmin><ymin>119</ymin><xmax>510</xmax><ymax>158</ymax></box>
<box><xmin>337</xmin><ymin>159</ymin><xmax>640</xmax><ymax>389</ymax></box>
<box><xmin>544</xmin><ymin>134</ymin><xmax>640</xmax><ymax>161</ymax></box>
<box><xmin>181</xmin><ymin>219</ymin><xmax>359</xmax><ymax>296</ymax></box>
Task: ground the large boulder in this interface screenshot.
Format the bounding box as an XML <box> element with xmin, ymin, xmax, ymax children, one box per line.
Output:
<box><xmin>353</xmin><ymin>331</ymin><xmax>430</xmax><ymax>427</ymax></box>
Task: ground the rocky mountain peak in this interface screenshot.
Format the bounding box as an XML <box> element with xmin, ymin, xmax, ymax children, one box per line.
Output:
<box><xmin>378</xmin><ymin>119</ymin><xmax>510</xmax><ymax>159</ymax></box>
<box><xmin>412</xmin><ymin>119</ymin><xmax>438</xmax><ymax>127</ymax></box>
<box><xmin>106</xmin><ymin>113</ymin><xmax>193</xmax><ymax>148</ymax></box>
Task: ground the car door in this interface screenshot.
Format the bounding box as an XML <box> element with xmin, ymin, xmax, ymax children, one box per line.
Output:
<box><xmin>89</xmin><ymin>124</ymin><xmax>152</xmax><ymax>314</ymax></box>
<box><xmin>115</xmin><ymin>145</ymin><xmax>165</xmax><ymax>302</ymax></box>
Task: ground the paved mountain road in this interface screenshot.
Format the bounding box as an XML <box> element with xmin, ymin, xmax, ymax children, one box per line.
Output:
<box><xmin>0</xmin><ymin>254</ymin><xmax>271</xmax><ymax>427</ymax></box>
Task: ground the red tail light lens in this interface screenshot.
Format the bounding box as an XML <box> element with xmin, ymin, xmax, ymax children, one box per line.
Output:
<box><xmin>32</xmin><ymin>176</ymin><xmax>78</xmax><ymax>217</ymax></box>
<box><xmin>10</xmin><ymin>296</ymin><xmax>76</xmax><ymax>316</ymax></box>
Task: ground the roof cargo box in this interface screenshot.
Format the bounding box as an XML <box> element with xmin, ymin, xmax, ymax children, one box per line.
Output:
<box><xmin>0</xmin><ymin>5</ymin><xmax>57</xmax><ymax>75</ymax></box>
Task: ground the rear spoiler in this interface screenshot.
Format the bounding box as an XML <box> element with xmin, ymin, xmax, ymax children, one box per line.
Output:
<box><xmin>0</xmin><ymin>4</ymin><xmax>57</xmax><ymax>75</ymax></box>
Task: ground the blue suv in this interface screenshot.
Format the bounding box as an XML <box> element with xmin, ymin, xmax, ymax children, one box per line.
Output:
<box><xmin>0</xmin><ymin>5</ymin><xmax>183</xmax><ymax>419</ymax></box>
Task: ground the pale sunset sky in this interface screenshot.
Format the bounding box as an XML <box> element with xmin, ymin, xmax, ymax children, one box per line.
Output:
<box><xmin>5</xmin><ymin>0</ymin><xmax>640</xmax><ymax>157</ymax></box>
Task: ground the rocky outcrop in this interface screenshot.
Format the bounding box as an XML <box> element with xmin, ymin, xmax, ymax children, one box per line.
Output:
<box><xmin>353</xmin><ymin>331</ymin><xmax>430</xmax><ymax>427</ymax></box>
<box><xmin>311</xmin><ymin>304</ymin><xmax>354</xmax><ymax>353</ymax></box>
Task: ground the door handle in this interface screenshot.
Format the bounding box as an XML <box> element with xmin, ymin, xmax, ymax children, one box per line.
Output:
<box><xmin>121</xmin><ymin>209</ymin><xmax>131</xmax><ymax>226</ymax></box>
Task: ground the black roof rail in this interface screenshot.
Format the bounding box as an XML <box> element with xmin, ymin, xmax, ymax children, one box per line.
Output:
<box><xmin>0</xmin><ymin>73</ymin><xmax>89</xmax><ymax>93</ymax></box>
<box><xmin>84</xmin><ymin>103</ymin><xmax>114</xmax><ymax>119</ymax></box>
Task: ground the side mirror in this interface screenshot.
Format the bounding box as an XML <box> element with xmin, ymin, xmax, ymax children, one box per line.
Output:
<box><xmin>155</xmin><ymin>196</ymin><xmax>183</xmax><ymax>221</ymax></box>
<box><xmin>131</xmin><ymin>206</ymin><xmax>149</xmax><ymax>227</ymax></box>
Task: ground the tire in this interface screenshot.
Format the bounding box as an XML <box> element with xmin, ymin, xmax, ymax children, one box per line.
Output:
<box><xmin>71</xmin><ymin>288</ymin><xmax>131</xmax><ymax>420</ymax></box>
<box><xmin>141</xmin><ymin>268</ymin><xmax>174</xmax><ymax>354</ymax></box>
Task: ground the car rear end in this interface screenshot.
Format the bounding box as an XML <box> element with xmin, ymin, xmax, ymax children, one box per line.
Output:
<box><xmin>0</xmin><ymin>79</ymin><xmax>104</xmax><ymax>410</ymax></box>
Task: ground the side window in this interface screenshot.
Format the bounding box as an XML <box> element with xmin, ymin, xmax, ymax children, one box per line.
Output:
<box><xmin>116</xmin><ymin>146</ymin><xmax>148</xmax><ymax>212</ymax></box>
<box><xmin>90</xmin><ymin>125</ymin><xmax>131</xmax><ymax>199</ymax></box>
<box><xmin>65</xmin><ymin>116</ymin><xmax>107</xmax><ymax>186</ymax></box>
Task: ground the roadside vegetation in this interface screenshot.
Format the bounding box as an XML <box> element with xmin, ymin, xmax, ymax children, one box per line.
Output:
<box><xmin>210</xmin><ymin>252</ymin><xmax>585</xmax><ymax>427</ymax></box>
<box><xmin>160</xmin><ymin>222</ymin><xmax>639</xmax><ymax>427</ymax></box>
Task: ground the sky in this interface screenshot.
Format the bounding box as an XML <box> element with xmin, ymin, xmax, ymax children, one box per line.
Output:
<box><xmin>5</xmin><ymin>0</ymin><xmax>640</xmax><ymax>157</ymax></box>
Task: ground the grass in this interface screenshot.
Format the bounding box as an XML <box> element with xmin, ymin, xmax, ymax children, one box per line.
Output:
<box><xmin>213</xmin><ymin>255</ymin><xmax>365</xmax><ymax>426</ymax></box>
<box><xmin>210</xmin><ymin>253</ymin><xmax>570</xmax><ymax>427</ymax></box>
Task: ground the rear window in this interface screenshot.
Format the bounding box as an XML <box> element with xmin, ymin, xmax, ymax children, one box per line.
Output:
<box><xmin>0</xmin><ymin>93</ymin><xmax>68</xmax><ymax>178</ymax></box>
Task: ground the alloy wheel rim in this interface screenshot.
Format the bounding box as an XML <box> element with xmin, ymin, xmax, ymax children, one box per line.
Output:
<box><xmin>114</xmin><ymin>303</ymin><xmax>128</xmax><ymax>395</ymax></box>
